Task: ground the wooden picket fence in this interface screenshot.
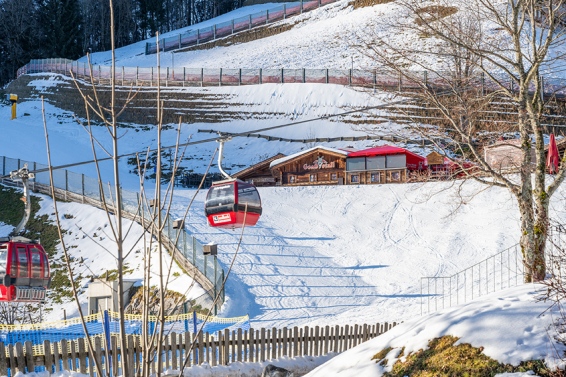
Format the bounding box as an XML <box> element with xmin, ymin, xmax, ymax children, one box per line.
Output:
<box><xmin>0</xmin><ymin>322</ymin><xmax>396</xmax><ymax>376</ymax></box>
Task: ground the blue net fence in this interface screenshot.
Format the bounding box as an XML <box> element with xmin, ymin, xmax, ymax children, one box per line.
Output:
<box><xmin>0</xmin><ymin>311</ymin><xmax>250</xmax><ymax>347</ymax></box>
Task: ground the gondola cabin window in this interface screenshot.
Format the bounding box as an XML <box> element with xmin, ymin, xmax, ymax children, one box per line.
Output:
<box><xmin>206</xmin><ymin>185</ymin><xmax>235</xmax><ymax>208</ymax></box>
<box><xmin>31</xmin><ymin>248</ymin><xmax>42</xmax><ymax>278</ymax></box>
<box><xmin>0</xmin><ymin>245</ymin><xmax>6</xmax><ymax>274</ymax></box>
<box><xmin>18</xmin><ymin>247</ymin><xmax>28</xmax><ymax>278</ymax></box>
<box><xmin>237</xmin><ymin>185</ymin><xmax>261</xmax><ymax>208</ymax></box>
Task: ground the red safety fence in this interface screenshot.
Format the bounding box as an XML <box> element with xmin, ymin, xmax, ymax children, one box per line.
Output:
<box><xmin>16</xmin><ymin>58</ymin><xmax>566</xmax><ymax>99</ymax></box>
<box><xmin>145</xmin><ymin>0</ymin><xmax>338</xmax><ymax>55</ymax></box>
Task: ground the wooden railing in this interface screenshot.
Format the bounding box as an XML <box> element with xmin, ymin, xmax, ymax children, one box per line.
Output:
<box><xmin>0</xmin><ymin>322</ymin><xmax>397</xmax><ymax>375</ymax></box>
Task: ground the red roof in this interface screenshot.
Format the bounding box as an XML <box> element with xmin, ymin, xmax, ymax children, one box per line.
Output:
<box><xmin>348</xmin><ymin>145</ymin><xmax>424</xmax><ymax>160</ymax></box>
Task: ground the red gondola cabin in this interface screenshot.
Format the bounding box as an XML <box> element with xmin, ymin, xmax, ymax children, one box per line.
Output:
<box><xmin>0</xmin><ymin>238</ymin><xmax>50</xmax><ymax>302</ymax></box>
<box><xmin>205</xmin><ymin>179</ymin><xmax>262</xmax><ymax>229</ymax></box>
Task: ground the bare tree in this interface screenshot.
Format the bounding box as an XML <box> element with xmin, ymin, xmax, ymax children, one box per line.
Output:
<box><xmin>360</xmin><ymin>0</ymin><xmax>566</xmax><ymax>282</ymax></box>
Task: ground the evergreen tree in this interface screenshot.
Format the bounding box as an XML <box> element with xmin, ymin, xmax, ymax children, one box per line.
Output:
<box><xmin>37</xmin><ymin>0</ymin><xmax>84</xmax><ymax>58</ymax></box>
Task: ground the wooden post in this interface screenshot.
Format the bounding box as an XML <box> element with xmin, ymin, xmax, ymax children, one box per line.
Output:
<box><xmin>282</xmin><ymin>327</ymin><xmax>288</xmax><ymax>356</ymax></box>
<box><xmin>24</xmin><ymin>341</ymin><xmax>34</xmax><ymax>373</ymax></box>
<box><xmin>94</xmin><ymin>337</ymin><xmax>102</xmax><ymax>377</ymax></box>
<box><xmin>248</xmin><ymin>329</ymin><xmax>255</xmax><ymax>362</ymax></box>
<box><xmin>78</xmin><ymin>338</ymin><xmax>87</xmax><ymax>373</ymax></box>
<box><xmin>204</xmin><ymin>333</ymin><xmax>210</xmax><ymax>364</ymax></box>
<box><xmin>211</xmin><ymin>334</ymin><xmax>217</xmax><ymax>366</ymax></box>
<box><xmin>52</xmin><ymin>342</ymin><xmax>60</xmax><ymax>372</ymax></box>
<box><xmin>293</xmin><ymin>327</ymin><xmax>299</xmax><ymax>357</ymax></box>
<box><xmin>61</xmin><ymin>340</ymin><xmax>69</xmax><ymax>371</ymax></box>
<box><xmin>184</xmin><ymin>332</ymin><xmax>192</xmax><ymax>367</ymax></box>
<box><xmin>15</xmin><ymin>343</ymin><xmax>25</xmax><ymax>373</ymax></box>
<box><xmin>111</xmin><ymin>336</ymin><xmax>119</xmax><ymax>377</ymax></box>
<box><xmin>223</xmin><ymin>329</ymin><xmax>230</xmax><ymax>365</ymax></box>
<box><xmin>42</xmin><ymin>341</ymin><xmax>51</xmax><ymax>375</ymax></box>
<box><xmin>1</xmin><ymin>343</ymin><xmax>11</xmax><ymax>373</ymax></box>
<box><xmin>271</xmin><ymin>327</ymin><xmax>277</xmax><ymax>360</ymax></box>
<box><xmin>303</xmin><ymin>326</ymin><xmax>309</xmax><ymax>355</ymax></box>
<box><xmin>323</xmin><ymin>325</ymin><xmax>329</xmax><ymax>354</ymax></box>
<box><xmin>237</xmin><ymin>329</ymin><xmax>243</xmax><ymax>362</ymax></box>
<box><xmin>314</xmin><ymin>326</ymin><xmax>320</xmax><ymax>356</ymax></box>
<box><xmin>260</xmin><ymin>328</ymin><xmax>266</xmax><ymax>362</ymax></box>
<box><xmin>198</xmin><ymin>331</ymin><xmax>204</xmax><ymax>366</ymax></box>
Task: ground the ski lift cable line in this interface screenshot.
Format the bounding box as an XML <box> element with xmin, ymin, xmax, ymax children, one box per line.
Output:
<box><xmin>7</xmin><ymin>98</ymin><xmax>413</xmax><ymax>177</ymax></box>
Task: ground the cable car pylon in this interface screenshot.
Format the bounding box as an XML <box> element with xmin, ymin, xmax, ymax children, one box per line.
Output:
<box><xmin>204</xmin><ymin>136</ymin><xmax>262</xmax><ymax>229</ymax></box>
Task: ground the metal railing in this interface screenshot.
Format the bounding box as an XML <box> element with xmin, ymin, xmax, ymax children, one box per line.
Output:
<box><xmin>0</xmin><ymin>156</ymin><xmax>225</xmax><ymax>313</ymax></box>
<box><xmin>421</xmin><ymin>244</ymin><xmax>524</xmax><ymax>315</ymax></box>
<box><xmin>145</xmin><ymin>0</ymin><xmax>337</xmax><ymax>55</ymax></box>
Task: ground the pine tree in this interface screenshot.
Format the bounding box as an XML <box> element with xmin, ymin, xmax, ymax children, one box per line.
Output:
<box><xmin>37</xmin><ymin>0</ymin><xmax>84</xmax><ymax>58</ymax></box>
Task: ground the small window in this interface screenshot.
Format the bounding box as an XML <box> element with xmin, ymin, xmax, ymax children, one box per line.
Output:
<box><xmin>391</xmin><ymin>171</ymin><xmax>401</xmax><ymax>181</ymax></box>
<box><xmin>289</xmin><ymin>175</ymin><xmax>296</xmax><ymax>183</ymax></box>
<box><xmin>351</xmin><ymin>175</ymin><xmax>359</xmax><ymax>183</ymax></box>
<box><xmin>371</xmin><ymin>173</ymin><xmax>380</xmax><ymax>183</ymax></box>
<box><xmin>30</xmin><ymin>249</ymin><xmax>42</xmax><ymax>278</ymax></box>
<box><xmin>331</xmin><ymin>173</ymin><xmax>337</xmax><ymax>180</ymax></box>
<box><xmin>18</xmin><ymin>247</ymin><xmax>28</xmax><ymax>278</ymax></box>
<box><xmin>310</xmin><ymin>174</ymin><xmax>317</xmax><ymax>182</ymax></box>
<box><xmin>0</xmin><ymin>245</ymin><xmax>7</xmax><ymax>275</ymax></box>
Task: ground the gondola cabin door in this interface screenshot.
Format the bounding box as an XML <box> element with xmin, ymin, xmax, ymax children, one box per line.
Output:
<box><xmin>0</xmin><ymin>239</ymin><xmax>50</xmax><ymax>302</ymax></box>
<box><xmin>205</xmin><ymin>179</ymin><xmax>262</xmax><ymax>229</ymax></box>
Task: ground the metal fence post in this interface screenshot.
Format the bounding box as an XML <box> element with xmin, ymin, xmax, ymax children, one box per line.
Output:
<box><xmin>214</xmin><ymin>25</ymin><xmax>217</xmax><ymax>39</ymax></box>
<box><xmin>201</xmin><ymin>68</ymin><xmax>204</xmax><ymax>87</ymax></box>
<box><xmin>303</xmin><ymin>68</ymin><xmax>306</xmax><ymax>83</ymax></box>
<box><xmin>266</xmin><ymin>10</ymin><xmax>269</xmax><ymax>24</ymax></box>
<box><xmin>178</xmin><ymin>34</ymin><xmax>182</xmax><ymax>49</ymax></box>
<box><xmin>284</xmin><ymin>4</ymin><xmax>287</xmax><ymax>19</ymax></box>
<box><xmin>197</xmin><ymin>29</ymin><xmax>200</xmax><ymax>44</ymax></box>
<box><xmin>281</xmin><ymin>68</ymin><xmax>284</xmax><ymax>83</ymax></box>
<box><xmin>219</xmin><ymin>68</ymin><xmax>222</xmax><ymax>86</ymax></box>
<box><xmin>326</xmin><ymin>69</ymin><xmax>329</xmax><ymax>84</ymax></box>
<box><xmin>122</xmin><ymin>66</ymin><xmax>124</xmax><ymax>86</ymax></box>
<box><xmin>192</xmin><ymin>236</ymin><xmax>197</xmax><ymax>264</ymax></box>
<box><xmin>259</xmin><ymin>68</ymin><xmax>262</xmax><ymax>84</ymax></box>
<box><xmin>249</xmin><ymin>15</ymin><xmax>252</xmax><ymax>29</ymax></box>
<box><xmin>301</xmin><ymin>0</ymin><xmax>303</xmax><ymax>13</ymax></box>
<box><xmin>232</xmin><ymin>20</ymin><xmax>234</xmax><ymax>34</ymax></box>
<box><xmin>239</xmin><ymin>69</ymin><xmax>242</xmax><ymax>86</ymax></box>
<box><xmin>349</xmin><ymin>69</ymin><xmax>352</xmax><ymax>86</ymax></box>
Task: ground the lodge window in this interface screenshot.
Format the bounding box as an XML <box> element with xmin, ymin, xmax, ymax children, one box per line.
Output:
<box><xmin>371</xmin><ymin>173</ymin><xmax>380</xmax><ymax>183</ymax></box>
<box><xmin>390</xmin><ymin>171</ymin><xmax>401</xmax><ymax>181</ymax></box>
<box><xmin>310</xmin><ymin>174</ymin><xmax>317</xmax><ymax>182</ymax></box>
<box><xmin>289</xmin><ymin>175</ymin><xmax>296</xmax><ymax>183</ymax></box>
<box><xmin>331</xmin><ymin>173</ymin><xmax>337</xmax><ymax>180</ymax></box>
<box><xmin>351</xmin><ymin>174</ymin><xmax>360</xmax><ymax>183</ymax></box>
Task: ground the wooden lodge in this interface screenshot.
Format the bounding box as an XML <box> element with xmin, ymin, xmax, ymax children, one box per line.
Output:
<box><xmin>269</xmin><ymin>147</ymin><xmax>348</xmax><ymax>185</ymax></box>
<box><xmin>232</xmin><ymin>153</ymin><xmax>285</xmax><ymax>187</ymax></box>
